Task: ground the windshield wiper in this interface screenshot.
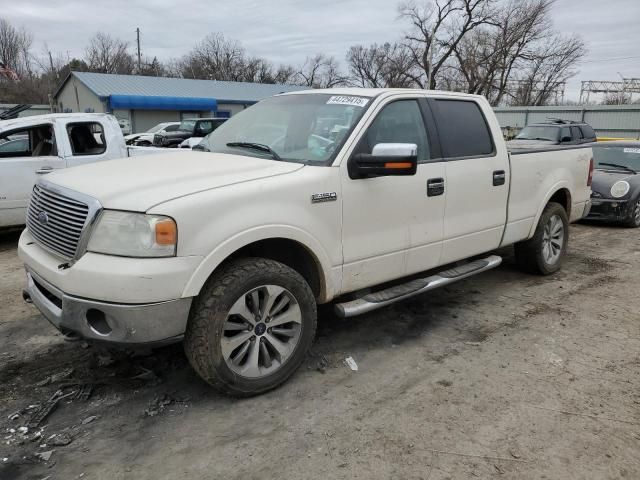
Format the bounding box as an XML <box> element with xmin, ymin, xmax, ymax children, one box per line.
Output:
<box><xmin>598</xmin><ymin>162</ymin><xmax>637</xmax><ymax>174</ymax></box>
<box><xmin>226</xmin><ymin>142</ymin><xmax>282</xmax><ymax>161</ymax></box>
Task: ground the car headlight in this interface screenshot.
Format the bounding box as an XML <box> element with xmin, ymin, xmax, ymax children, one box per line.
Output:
<box><xmin>87</xmin><ymin>211</ymin><xmax>177</xmax><ymax>257</ymax></box>
<box><xmin>610</xmin><ymin>181</ymin><xmax>630</xmax><ymax>198</ymax></box>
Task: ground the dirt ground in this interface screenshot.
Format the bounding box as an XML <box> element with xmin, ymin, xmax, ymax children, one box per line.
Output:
<box><xmin>0</xmin><ymin>223</ymin><xmax>638</xmax><ymax>480</ymax></box>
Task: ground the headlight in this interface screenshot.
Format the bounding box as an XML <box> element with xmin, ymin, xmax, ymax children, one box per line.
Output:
<box><xmin>610</xmin><ymin>181</ymin><xmax>630</xmax><ymax>198</ymax></box>
<box><xmin>87</xmin><ymin>211</ymin><xmax>177</xmax><ymax>257</ymax></box>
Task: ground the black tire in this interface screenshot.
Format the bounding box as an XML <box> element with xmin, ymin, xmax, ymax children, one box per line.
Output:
<box><xmin>184</xmin><ymin>257</ymin><xmax>317</xmax><ymax>397</ymax></box>
<box><xmin>514</xmin><ymin>202</ymin><xmax>569</xmax><ymax>275</ymax></box>
<box><xmin>623</xmin><ymin>197</ymin><xmax>640</xmax><ymax>228</ymax></box>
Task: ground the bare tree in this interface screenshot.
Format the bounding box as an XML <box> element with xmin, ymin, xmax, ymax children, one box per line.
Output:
<box><xmin>0</xmin><ymin>17</ymin><xmax>33</xmax><ymax>79</ymax></box>
<box><xmin>601</xmin><ymin>91</ymin><xmax>632</xmax><ymax>105</ymax></box>
<box><xmin>294</xmin><ymin>54</ymin><xmax>348</xmax><ymax>88</ymax></box>
<box><xmin>511</xmin><ymin>34</ymin><xmax>584</xmax><ymax>106</ymax></box>
<box><xmin>347</xmin><ymin>43</ymin><xmax>417</xmax><ymax>88</ymax></box>
<box><xmin>180</xmin><ymin>33</ymin><xmax>246</xmax><ymax>80</ymax></box>
<box><xmin>398</xmin><ymin>0</ymin><xmax>496</xmax><ymax>89</ymax></box>
<box><xmin>84</xmin><ymin>32</ymin><xmax>134</xmax><ymax>74</ymax></box>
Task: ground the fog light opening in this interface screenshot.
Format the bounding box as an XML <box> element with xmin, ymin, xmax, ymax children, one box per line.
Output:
<box><xmin>86</xmin><ymin>309</ymin><xmax>112</xmax><ymax>336</ymax></box>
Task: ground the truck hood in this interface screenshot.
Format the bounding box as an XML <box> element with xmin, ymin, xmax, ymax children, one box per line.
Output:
<box><xmin>46</xmin><ymin>151</ymin><xmax>304</xmax><ymax>211</ymax></box>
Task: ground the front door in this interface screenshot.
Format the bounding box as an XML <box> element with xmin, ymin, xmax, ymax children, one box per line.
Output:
<box><xmin>340</xmin><ymin>97</ymin><xmax>446</xmax><ymax>293</ymax></box>
<box><xmin>0</xmin><ymin>124</ymin><xmax>65</xmax><ymax>228</ymax></box>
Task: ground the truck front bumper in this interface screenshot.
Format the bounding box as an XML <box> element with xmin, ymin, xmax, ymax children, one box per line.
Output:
<box><xmin>24</xmin><ymin>267</ymin><xmax>191</xmax><ymax>345</ymax></box>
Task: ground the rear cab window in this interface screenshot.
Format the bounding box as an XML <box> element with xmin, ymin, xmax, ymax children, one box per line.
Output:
<box><xmin>430</xmin><ymin>99</ymin><xmax>494</xmax><ymax>158</ymax></box>
<box><xmin>66</xmin><ymin>122</ymin><xmax>107</xmax><ymax>156</ymax></box>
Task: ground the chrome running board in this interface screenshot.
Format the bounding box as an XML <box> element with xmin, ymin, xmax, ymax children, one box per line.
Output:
<box><xmin>334</xmin><ymin>255</ymin><xmax>502</xmax><ymax>318</ymax></box>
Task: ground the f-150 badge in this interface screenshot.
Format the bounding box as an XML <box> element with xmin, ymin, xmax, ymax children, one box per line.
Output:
<box><xmin>311</xmin><ymin>192</ymin><xmax>337</xmax><ymax>203</ymax></box>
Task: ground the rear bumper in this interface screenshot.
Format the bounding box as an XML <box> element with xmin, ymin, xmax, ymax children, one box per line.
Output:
<box><xmin>585</xmin><ymin>198</ymin><xmax>632</xmax><ymax>222</ymax></box>
<box><xmin>24</xmin><ymin>268</ymin><xmax>191</xmax><ymax>345</ymax></box>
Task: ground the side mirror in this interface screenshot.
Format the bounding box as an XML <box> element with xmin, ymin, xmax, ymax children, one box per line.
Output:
<box><xmin>561</xmin><ymin>136</ymin><xmax>572</xmax><ymax>143</ymax></box>
<box><xmin>349</xmin><ymin>143</ymin><xmax>418</xmax><ymax>179</ymax></box>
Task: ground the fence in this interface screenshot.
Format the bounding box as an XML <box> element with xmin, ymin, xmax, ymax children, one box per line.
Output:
<box><xmin>0</xmin><ymin>104</ymin><xmax>51</xmax><ymax>119</ymax></box>
<box><xmin>493</xmin><ymin>105</ymin><xmax>640</xmax><ymax>139</ymax></box>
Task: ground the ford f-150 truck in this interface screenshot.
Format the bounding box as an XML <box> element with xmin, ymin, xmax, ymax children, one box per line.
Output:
<box><xmin>0</xmin><ymin>113</ymin><xmax>163</xmax><ymax>229</ymax></box>
<box><xmin>18</xmin><ymin>89</ymin><xmax>593</xmax><ymax>396</ymax></box>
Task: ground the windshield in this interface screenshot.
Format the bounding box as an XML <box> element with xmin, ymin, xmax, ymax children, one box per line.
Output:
<box><xmin>178</xmin><ymin>120</ymin><xmax>196</xmax><ymax>132</ymax></box>
<box><xmin>203</xmin><ymin>93</ymin><xmax>371</xmax><ymax>165</ymax></box>
<box><xmin>146</xmin><ymin>123</ymin><xmax>169</xmax><ymax>133</ymax></box>
<box><xmin>515</xmin><ymin>126</ymin><xmax>560</xmax><ymax>141</ymax></box>
<box><xmin>593</xmin><ymin>146</ymin><xmax>640</xmax><ymax>171</ymax></box>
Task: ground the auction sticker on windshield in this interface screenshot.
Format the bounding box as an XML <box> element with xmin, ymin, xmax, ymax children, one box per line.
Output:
<box><xmin>623</xmin><ymin>148</ymin><xmax>640</xmax><ymax>154</ymax></box>
<box><xmin>326</xmin><ymin>96</ymin><xmax>369</xmax><ymax>107</ymax></box>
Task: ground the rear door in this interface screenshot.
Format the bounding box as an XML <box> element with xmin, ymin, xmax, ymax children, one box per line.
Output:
<box><xmin>428</xmin><ymin>97</ymin><xmax>509</xmax><ymax>264</ymax></box>
<box><xmin>63</xmin><ymin>120</ymin><xmax>117</xmax><ymax>167</ymax></box>
<box><xmin>0</xmin><ymin>124</ymin><xmax>65</xmax><ymax>227</ymax></box>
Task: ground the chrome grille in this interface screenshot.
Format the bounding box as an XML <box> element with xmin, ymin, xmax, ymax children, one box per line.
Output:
<box><xmin>27</xmin><ymin>184</ymin><xmax>90</xmax><ymax>258</ymax></box>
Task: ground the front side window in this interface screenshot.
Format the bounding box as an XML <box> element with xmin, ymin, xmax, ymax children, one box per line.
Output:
<box><xmin>0</xmin><ymin>125</ymin><xmax>56</xmax><ymax>158</ymax></box>
<box><xmin>203</xmin><ymin>94</ymin><xmax>371</xmax><ymax>165</ymax></box>
<box><xmin>355</xmin><ymin>100</ymin><xmax>430</xmax><ymax>161</ymax></box>
<box><xmin>67</xmin><ymin>122</ymin><xmax>106</xmax><ymax>156</ymax></box>
<box><xmin>434</xmin><ymin>100</ymin><xmax>494</xmax><ymax>158</ymax></box>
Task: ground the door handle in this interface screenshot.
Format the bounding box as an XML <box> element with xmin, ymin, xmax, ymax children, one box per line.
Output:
<box><xmin>427</xmin><ymin>178</ymin><xmax>445</xmax><ymax>197</ymax></box>
<box><xmin>493</xmin><ymin>170</ymin><xmax>506</xmax><ymax>186</ymax></box>
<box><xmin>36</xmin><ymin>166</ymin><xmax>54</xmax><ymax>175</ymax></box>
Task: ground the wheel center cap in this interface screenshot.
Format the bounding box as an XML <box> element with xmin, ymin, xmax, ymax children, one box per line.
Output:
<box><xmin>254</xmin><ymin>322</ymin><xmax>267</xmax><ymax>336</ymax></box>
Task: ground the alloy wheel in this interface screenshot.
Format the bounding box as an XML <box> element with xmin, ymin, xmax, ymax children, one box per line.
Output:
<box><xmin>221</xmin><ymin>285</ymin><xmax>302</xmax><ymax>378</ymax></box>
<box><xmin>542</xmin><ymin>214</ymin><xmax>564</xmax><ymax>265</ymax></box>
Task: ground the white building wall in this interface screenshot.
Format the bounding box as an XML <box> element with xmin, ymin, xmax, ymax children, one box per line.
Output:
<box><xmin>56</xmin><ymin>78</ymin><xmax>105</xmax><ymax>113</ymax></box>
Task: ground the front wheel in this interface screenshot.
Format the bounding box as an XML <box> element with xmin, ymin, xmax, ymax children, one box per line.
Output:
<box><xmin>514</xmin><ymin>202</ymin><xmax>569</xmax><ymax>275</ymax></box>
<box><xmin>623</xmin><ymin>198</ymin><xmax>640</xmax><ymax>228</ymax></box>
<box><xmin>184</xmin><ymin>258</ymin><xmax>317</xmax><ymax>396</ymax></box>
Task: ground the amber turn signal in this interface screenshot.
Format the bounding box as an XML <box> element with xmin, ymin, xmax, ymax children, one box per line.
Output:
<box><xmin>155</xmin><ymin>218</ymin><xmax>177</xmax><ymax>245</ymax></box>
<box><xmin>384</xmin><ymin>162</ymin><xmax>413</xmax><ymax>169</ymax></box>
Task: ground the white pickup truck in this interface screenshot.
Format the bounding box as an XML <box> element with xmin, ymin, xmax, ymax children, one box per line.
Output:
<box><xmin>0</xmin><ymin>113</ymin><xmax>161</xmax><ymax>229</ymax></box>
<box><xmin>18</xmin><ymin>89</ymin><xmax>593</xmax><ymax>396</ymax></box>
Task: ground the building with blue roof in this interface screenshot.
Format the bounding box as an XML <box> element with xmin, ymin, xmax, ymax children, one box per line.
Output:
<box><xmin>53</xmin><ymin>71</ymin><xmax>306</xmax><ymax>133</ymax></box>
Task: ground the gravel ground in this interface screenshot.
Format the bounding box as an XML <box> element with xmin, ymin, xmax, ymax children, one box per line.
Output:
<box><xmin>0</xmin><ymin>223</ymin><xmax>638</xmax><ymax>480</ymax></box>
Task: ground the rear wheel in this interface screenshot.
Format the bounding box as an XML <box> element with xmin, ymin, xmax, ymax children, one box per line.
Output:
<box><xmin>514</xmin><ymin>202</ymin><xmax>569</xmax><ymax>275</ymax></box>
<box><xmin>184</xmin><ymin>258</ymin><xmax>317</xmax><ymax>396</ymax></box>
<box><xmin>623</xmin><ymin>197</ymin><xmax>640</xmax><ymax>228</ymax></box>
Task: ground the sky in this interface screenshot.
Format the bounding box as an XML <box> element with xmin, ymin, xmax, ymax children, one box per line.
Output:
<box><xmin>5</xmin><ymin>0</ymin><xmax>640</xmax><ymax>101</ymax></box>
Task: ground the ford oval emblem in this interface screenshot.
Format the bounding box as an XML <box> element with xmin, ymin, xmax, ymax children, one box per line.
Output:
<box><xmin>37</xmin><ymin>211</ymin><xmax>49</xmax><ymax>225</ymax></box>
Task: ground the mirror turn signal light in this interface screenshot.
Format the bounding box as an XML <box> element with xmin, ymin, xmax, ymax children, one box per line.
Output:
<box><xmin>384</xmin><ymin>162</ymin><xmax>414</xmax><ymax>169</ymax></box>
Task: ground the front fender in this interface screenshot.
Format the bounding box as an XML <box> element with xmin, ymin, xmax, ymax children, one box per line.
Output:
<box><xmin>181</xmin><ymin>225</ymin><xmax>338</xmax><ymax>302</ymax></box>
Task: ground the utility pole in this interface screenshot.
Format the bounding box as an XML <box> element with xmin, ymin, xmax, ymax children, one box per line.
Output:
<box><xmin>136</xmin><ymin>27</ymin><xmax>142</xmax><ymax>73</ymax></box>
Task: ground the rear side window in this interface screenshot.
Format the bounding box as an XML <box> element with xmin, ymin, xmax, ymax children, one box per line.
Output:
<box><xmin>570</xmin><ymin>126</ymin><xmax>583</xmax><ymax>140</ymax></box>
<box><xmin>67</xmin><ymin>122</ymin><xmax>106</xmax><ymax>156</ymax></box>
<box><xmin>433</xmin><ymin>100</ymin><xmax>493</xmax><ymax>158</ymax></box>
<box><xmin>165</xmin><ymin>124</ymin><xmax>180</xmax><ymax>132</ymax></box>
<box><xmin>580</xmin><ymin>125</ymin><xmax>596</xmax><ymax>140</ymax></box>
